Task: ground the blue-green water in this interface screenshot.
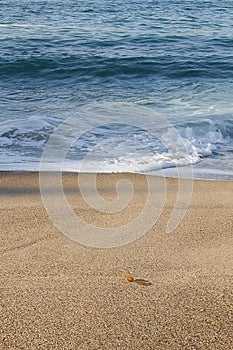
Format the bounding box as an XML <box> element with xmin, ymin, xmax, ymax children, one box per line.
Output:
<box><xmin>1</xmin><ymin>0</ymin><xmax>233</xmax><ymax>179</ymax></box>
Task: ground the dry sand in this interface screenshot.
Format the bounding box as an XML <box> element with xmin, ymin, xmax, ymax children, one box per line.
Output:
<box><xmin>0</xmin><ymin>171</ymin><xmax>232</xmax><ymax>349</ymax></box>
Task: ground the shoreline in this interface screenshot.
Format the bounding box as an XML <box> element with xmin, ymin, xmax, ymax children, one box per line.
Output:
<box><xmin>1</xmin><ymin>171</ymin><xmax>232</xmax><ymax>349</ymax></box>
<box><xmin>0</xmin><ymin>168</ymin><xmax>233</xmax><ymax>182</ymax></box>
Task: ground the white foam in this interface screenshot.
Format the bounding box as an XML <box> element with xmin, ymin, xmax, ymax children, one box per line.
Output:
<box><xmin>0</xmin><ymin>111</ymin><xmax>232</xmax><ymax>180</ymax></box>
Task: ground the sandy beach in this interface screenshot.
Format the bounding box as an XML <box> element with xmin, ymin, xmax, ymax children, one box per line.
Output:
<box><xmin>0</xmin><ymin>171</ymin><xmax>232</xmax><ymax>349</ymax></box>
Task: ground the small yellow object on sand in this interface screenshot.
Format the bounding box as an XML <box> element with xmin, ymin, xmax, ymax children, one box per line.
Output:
<box><xmin>124</xmin><ymin>275</ymin><xmax>134</xmax><ymax>282</ymax></box>
<box><xmin>123</xmin><ymin>275</ymin><xmax>152</xmax><ymax>286</ymax></box>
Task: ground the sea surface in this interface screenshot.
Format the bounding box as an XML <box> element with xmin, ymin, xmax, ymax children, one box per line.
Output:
<box><xmin>1</xmin><ymin>0</ymin><xmax>233</xmax><ymax>179</ymax></box>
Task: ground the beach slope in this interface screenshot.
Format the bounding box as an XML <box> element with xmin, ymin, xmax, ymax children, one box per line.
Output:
<box><xmin>0</xmin><ymin>172</ymin><xmax>232</xmax><ymax>349</ymax></box>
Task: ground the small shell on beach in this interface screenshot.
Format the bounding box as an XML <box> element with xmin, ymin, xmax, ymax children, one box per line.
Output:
<box><xmin>123</xmin><ymin>275</ymin><xmax>152</xmax><ymax>286</ymax></box>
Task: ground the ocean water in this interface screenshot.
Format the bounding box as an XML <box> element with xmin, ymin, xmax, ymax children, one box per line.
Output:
<box><xmin>0</xmin><ymin>0</ymin><xmax>233</xmax><ymax>179</ymax></box>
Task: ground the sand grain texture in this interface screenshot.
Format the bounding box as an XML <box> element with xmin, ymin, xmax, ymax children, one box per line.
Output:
<box><xmin>0</xmin><ymin>172</ymin><xmax>232</xmax><ymax>349</ymax></box>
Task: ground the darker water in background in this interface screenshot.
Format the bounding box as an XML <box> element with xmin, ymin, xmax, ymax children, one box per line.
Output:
<box><xmin>0</xmin><ymin>0</ymin><xmax>233</xmax><ymax>178</ymax></box>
